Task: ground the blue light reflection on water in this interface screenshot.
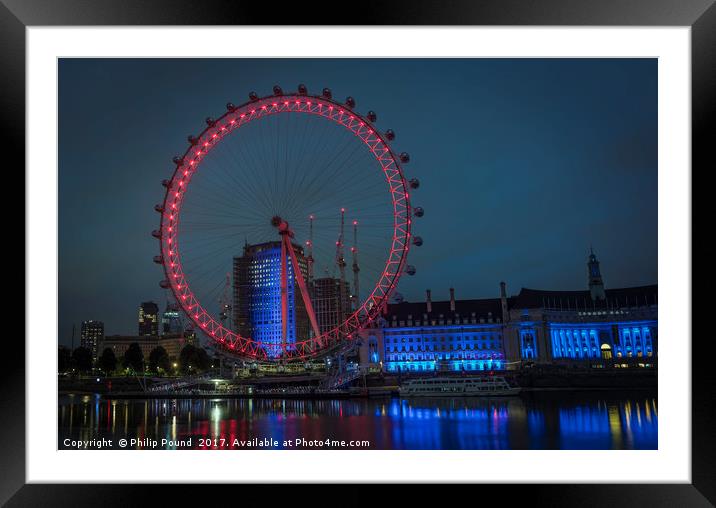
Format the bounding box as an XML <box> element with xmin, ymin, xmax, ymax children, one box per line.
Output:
<box><xmin>58</xmin><ymin>391</ymin><xmax>657</xmax><ymax>450</ymax></box>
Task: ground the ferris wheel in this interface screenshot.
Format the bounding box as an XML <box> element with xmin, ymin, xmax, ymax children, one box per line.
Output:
<box><xmin>153</xmin><ymin>84</ymin><xmax>423</xmax><ymax>361</ymax></box>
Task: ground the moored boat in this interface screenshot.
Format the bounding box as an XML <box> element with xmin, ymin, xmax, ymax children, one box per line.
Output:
<box><xmin>399</xmin><ymin>376</ymin><xmax>521</xmax><ymax>397</ymax></box>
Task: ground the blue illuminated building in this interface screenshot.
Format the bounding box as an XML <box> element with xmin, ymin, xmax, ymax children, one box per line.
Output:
<box><xmin>233</xmin><ymin>241</ymin><xmax>309</xmax><ymax>358</ymax></box>
<box><xmin>359</xmin><ymin>250</ymin><xmax>657</xmax><ymax>372</ymax></box>
<box><xmin>369</xmin><ymin>288</ymin><xmax>507</xmax><ymax>373</ymax></box>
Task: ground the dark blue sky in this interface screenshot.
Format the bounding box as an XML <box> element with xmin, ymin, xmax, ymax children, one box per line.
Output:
<box><xmin>58</xmin><ymin>58</ymin><xmax>657</xmax><ymax>345</ymax></box>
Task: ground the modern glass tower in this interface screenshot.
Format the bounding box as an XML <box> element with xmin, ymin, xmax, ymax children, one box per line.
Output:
<box><xmin>233</xmin><ymin>241</ymin><xmax>309</xmax><ymax>358</ymax></box>
<box><xmin>161</xmin><ymin>302</ymin><xmax>183</xmax><ymax>335</ymax></box>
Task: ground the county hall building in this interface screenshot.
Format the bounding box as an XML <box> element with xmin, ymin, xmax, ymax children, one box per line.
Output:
<box><xmin>359</xmin><ymin>251</ymin><xmax>657</xmax><ymax>372</ymax></box>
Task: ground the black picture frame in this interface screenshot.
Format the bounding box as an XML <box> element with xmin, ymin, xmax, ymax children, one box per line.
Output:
<box><xmin>5</xmin><ymin>0</ymin><xmax>713</xmax><ymax>505</ymax></box>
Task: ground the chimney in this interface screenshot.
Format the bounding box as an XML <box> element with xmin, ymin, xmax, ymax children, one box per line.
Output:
<box><xmin>449</xmin><ymin>288</ymin><xmax>456</xmax><ymax>312</ymax></box>
<box><xmin>500</xmin><ymin>281</ymin><xmax>509</xmax><ymax>323</ymax></box>
<box><xmin>426</xmin><ymin>289</ymin><xmax>432</xmax><ymax>313</ymax></box>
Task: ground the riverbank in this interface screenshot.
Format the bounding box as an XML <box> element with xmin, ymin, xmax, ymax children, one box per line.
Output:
<box><xmin>59</xmin><ymin>368</ymin><xmax>656</xmax><ymax>399</ymax></box>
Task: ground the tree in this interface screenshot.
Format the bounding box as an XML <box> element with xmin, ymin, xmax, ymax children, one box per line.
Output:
<box><xmin>123</xmin><ymin>343</ymin><xmax>144</xmax><ymax>373</ymax></box>
<box><xmin>97</xmin><ymin>347</ymin><xmax>117</xmax><ymax>375</ymax></box>
<box><xmin>148</xmin><ymin>346</ymin><xmax>171</xmax><ymax>374</ymax></box>
<box><xmin>179</xmin><ymin>344</ymin><xmax>211</xmax><ymax>374</ymax></box>
<box><xmin>72</xmin><ymin>346</ymin><xmax>93</xmax><ymax>373</ymax></box>
<box><xmin>58</xmin><ymin>346</ymin><xmax>72</xmax><ymax>373</ymax></box>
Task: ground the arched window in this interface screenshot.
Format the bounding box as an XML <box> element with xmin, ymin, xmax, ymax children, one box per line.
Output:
<box><xmin>600</xmin><ymin>343</ymin><xmax>612</xmax><ymax>360</ymax></box>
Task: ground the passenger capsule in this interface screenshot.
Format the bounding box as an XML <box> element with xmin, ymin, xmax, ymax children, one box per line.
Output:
<box><xmin>367</xmin><ymin>110</ymin><xmax>377</xmax><ymax>122</ymax></box>
<box><xmin>399</xmin><ymin>152</ymin><xmax>410</xmax><ymax>163</ymax></box>
<box><xmin>249</xmin><ymin>91</ymin><xmax>259</xmax><ymax>101</ymax></box>
<box><xmin>345</xmin><ymin>96</ymin><xmax>356</xmax><ymax>109</ymax></box>
<box><xmin>385</xmin><ymin>129</ymin><xmax>395</xmax><ymax>141</ymax></box>
<box><xmin>188</xmin><ymin>135</ymin><xmax>198</xmax><ymax>145</ymax></box>
<box><xmin>412</xmin><ymin>236</ymin><xmax>423</xmax><ymax>247</ymax></box>
<box><xmin>172</xmin><ymin>156</ymin><xmax>184</xmax><ymax>166</ymax></box>
<box><xmin>151</xmin><ymin>229</ymin><xmax>162</xmax><ymax>239</ymax></box>
<box><xmin>413</xmin><ymin>206</ymin><xmax>424</xmax><ymax>217</ymax></box>
<box><xmin>159</xmin><ymin>280</ymin><xmax>170</xmax><ymax>289</ymax></box>
<box><xmin>205</xmin><ymin>117</ymin><xmax>216</xmax><ymax>127</ymax></box>
<box><xmin>153</xmin><ymin>255</ymin><xmax>163</xmax><ymax>264</ymax></box>
<box><xmin>154</xmin><ymin>204</ymin><xmax>164</xmax><ymax>213</ymax></box>
<box><xmin>322</xmin><ymin>88</ymin><xmax>332</xmax><ymax>99</ymax></box>
<box><xmin>409</xmin><ymin>178</ymin><xmax>420</xmax><ymax>189</ymax></box>
<box><xmin>273</xmin><ymin>85</ymin><xmax>283</xmax><ymax>96</ymax></box>
<box><xmin>161</xmin><ymin>179</ymin><xmax>170</xmax><ymax>188</ymax></box>
<box><xmin>226</xmin><ymin>102</ymin><xmax>237</xmax><ymax>112</ymax></box>
<box><xmin>297</xmin><ymin>84</ymin><xmax>308</xmax><ymax>95</ymax></box>
<box><xmin>405</xmin><ymin>265</ymin><xmax>416</xmax><ymax>276</ymax></box>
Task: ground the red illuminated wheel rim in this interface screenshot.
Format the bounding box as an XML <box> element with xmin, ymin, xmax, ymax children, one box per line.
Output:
<box><xmin>155</xmin><ymin>91</ymin><xmax>413</xmax><ymax>361</ymax></box>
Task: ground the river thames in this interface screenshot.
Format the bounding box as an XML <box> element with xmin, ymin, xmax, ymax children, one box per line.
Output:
<box><xmin>58</xmin><ymin>390</ymin><xmax>657</xmax><ymax>450</ymax></box>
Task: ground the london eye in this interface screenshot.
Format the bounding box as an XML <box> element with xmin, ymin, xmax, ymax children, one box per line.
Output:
<box><xmin>153</xmin><ymin>85</ymin><xmax>423</xmax><ymax>361</ymax></box>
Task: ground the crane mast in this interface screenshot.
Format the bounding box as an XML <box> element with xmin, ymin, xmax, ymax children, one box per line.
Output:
<box><xmin>336</xmin><ymin>208</ymin><xmax>348</xmax><ymax>322</ymax></box>
<box><xmin>351</xmin><ymin>220</ymin><xmax>360</xmax><ymax>311</ymax></box>
<box><xmin>307</xmin><ymin>214</ymin><xmax>314</xmax><ymax>285</ymax></box>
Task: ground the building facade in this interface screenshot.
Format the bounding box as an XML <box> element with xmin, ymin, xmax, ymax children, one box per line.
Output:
<box><xmin>362</xmin><ymin>288</ymin><xmax>506</xmax><ymax>373</ymax></box>
<box><xmin>233</xmin><ymin>241</ymin><xmax>309</xmax><ymax>358</ymax></box>
<box><xmin>80</xmin><ymin>320</ymin><xmax>104</xmax><ymax>363</ymax></box>
<box><xmin>100</xmin><ymin>335</ymin><xmax>158</xmax><ymax>361</ymax></box>
<box><xmin>158</xmin><ymin>332</ymin><xmax>197</xmax><ymax>361</ymax></box>
<box><xmin>138</xmin><ymin>301</ymin><xmax>159</xmax><ymax>336</ymax></box>
<box><xmin>359</xmin><ymin>252</ymin><xmax>657</xmax><ymax>372</ymax></box>
<box><xmin>98</xmin><ymin>332</ymin><xmax>195</xmax><ymax>362</ymax></box>
<box><xmin>312</xmin><ymin>276</ymin><xmax>352</xmax><ymax>334</ymax></box>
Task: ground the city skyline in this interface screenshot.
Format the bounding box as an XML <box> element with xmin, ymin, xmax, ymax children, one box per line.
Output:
<box><xmin>59</xmin><ymin>58</ymin><xmax>657</xmax><ymax>345</ymax></box>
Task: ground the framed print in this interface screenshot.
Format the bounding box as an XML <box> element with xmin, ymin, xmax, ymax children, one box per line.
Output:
<box><xmin>6</xmin><ymin>0</ymin><xmax>714</xmax><ymax>504</ymax></box>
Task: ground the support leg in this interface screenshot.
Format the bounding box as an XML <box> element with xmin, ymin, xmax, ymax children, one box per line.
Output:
<box><xmin>281</xmin><ymin>236</ymin><xmax>288</xmax><ymax>353</ymax></box>
<box><xmin>284</xmin><ymin>235</ymin><xmax>322</xmax><ymax>347</ymax></box>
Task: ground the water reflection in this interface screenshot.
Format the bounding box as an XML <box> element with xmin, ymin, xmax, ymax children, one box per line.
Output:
<box><xmin>58</xmin><ymin>390</ymin><xmax>657</xmax><ymax>450</ymax></box>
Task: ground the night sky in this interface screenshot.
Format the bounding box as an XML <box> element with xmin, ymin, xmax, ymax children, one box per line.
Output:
<box><xmin>58</xmin><ymin>58</ymin><xmax>657</xmax><ymax>346</ymax></box>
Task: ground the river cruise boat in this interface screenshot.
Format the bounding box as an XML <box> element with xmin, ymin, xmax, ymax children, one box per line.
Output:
<box><xmin>399</xmin><ymin>376</ymin><xmax>521</xmax><ymax>397</ymax></box>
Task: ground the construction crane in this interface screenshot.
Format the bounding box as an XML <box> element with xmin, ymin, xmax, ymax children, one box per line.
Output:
<box><xmin>336</xmin><ymin>208</ymin><xmax>348</xmax><ymax>322</ymax></box>
<box><xmin>351</xmin><ymin>219</ymin><xmax>360</xmax><ymax>311</ymax></box>
<box><xmin>218</xmin><ymin>272</ymin><xmax>232</xmax><ymax>328</ymax></box>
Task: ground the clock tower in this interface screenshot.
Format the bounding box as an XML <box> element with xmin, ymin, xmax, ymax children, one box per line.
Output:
<box><xmin>588</xmin><ymin>247</ymin><xmax>606</xmax><ymax>301</ymax></box>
